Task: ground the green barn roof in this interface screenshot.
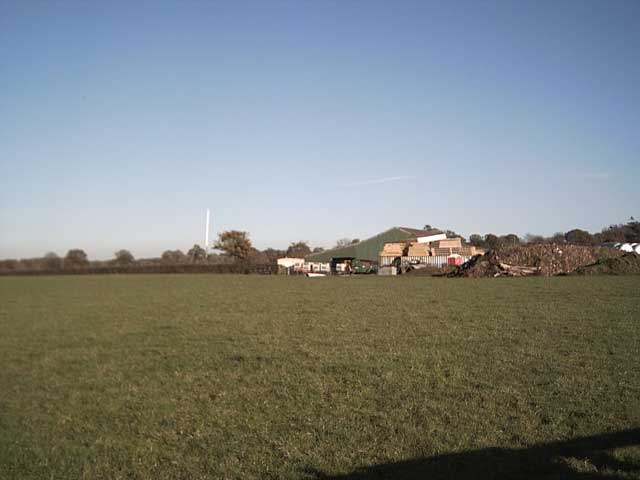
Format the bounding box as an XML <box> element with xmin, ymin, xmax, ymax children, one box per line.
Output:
<box><xmin>305</xmin><ymin>227</ymin><xmax>443</xmax><ymax>263</ymax></box>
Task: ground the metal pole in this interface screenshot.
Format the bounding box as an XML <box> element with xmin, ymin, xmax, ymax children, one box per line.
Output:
<box><xmin>205</xmin><ymin>209</ymin><xmax>210</xmax><ymax>254</ymax></box>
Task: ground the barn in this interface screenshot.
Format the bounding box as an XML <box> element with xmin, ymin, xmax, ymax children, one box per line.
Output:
<box><xmin>305</xmin><ymin>227</ymin><xmax>443</xmax><ymax>272</ymax></box>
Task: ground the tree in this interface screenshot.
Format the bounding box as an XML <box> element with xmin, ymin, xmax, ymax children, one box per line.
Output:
<box><xmin>44</xmin><ymin>252</ymin><xmax>62</xmax><ymax>270</ymax></box>
<box><xmin>187</xmin><ymin>244</ymin><xmax>207</xmax><ymax>263</ymax></box>
<box><xmin>498</xmin><ymin>234</ymin><xmax>520</xmax><ymax>248</ymax></box>
<box><xmin>18</xmin><ymin>258</ymin><xmax>42</xmax><ymax>271</ymax></box>
<box><xmin>0</xmin><ymin>259</ymin><xmax>20</xmax><ymax>273</ymax></box>
<box><xmin>312</xmin><ymin>247</ymin><xmax>325</xmax><ymax>253</ymax></box>
<box><xmin>335</xmin><ymin>238</ymin><xmax>352</xmax><ymax>249</ymax></box>
<box><xmin>623</xmin><ymin>218</ymin><xmax>640</xmax><ymax>242</ymax></box>
<box><xmin>564</xmin><ymin>229</ymin><xmax>593</xmax><ymax>246</ymax></box>
<box><xmin>286</xmin><ymin>241</ymin><xmax>311</xmax><ymax>258</ymax></box>
<box><xmin>445</xmin><ymin>230</ymin><xmax>465</xmax><ymax>242</ymax></box>
<box><xmin>64</xmin><ymin>249</ymin><xmax>89</xmax><ymax>268</ymax></box>
<box><xmin>205</xmin><ymin>252</ymin><xmax>234</xmax><ymax>265</ymax></box>
<box><xmin>483</xmin><ymin>234</ymin><xmax>499</xmax><ymax>250</ymax></box>
<box><xmin>215</xmin><ymin>231</ymin><xmax>252</xmax><ymax>260</ymax></box>
<box><xmin>524</xmin><ymin>233</ymin><xmax>545</xmax><ymax>244</ymax></box>
<box><xmin>423</xmin><ymin>224</ymin><xmax>434</xmax><ymax>230</ymax></box>
<box><xmin>245</xmin><ymin>248</ymin><xmax>268</xmax><ymax>264</ymax></box>
<box><xmin>351</xmin><ymin>238</ymin><xmax>360</xmax><ymax>244</ymax></box>
<box><xmin>114</xmin><ymin>249</ymin><xmax>135</xmax><ymax>265</ymax></box>
<box><xmin>549</xmin><ymin>232</ymin><xmax>566</xmax><ymax>244</ymax></box>
<box><xmin>598</xmin><ymin>219</ymin><xmax>640</xmax><ymax>243</ymax></box>
<box><xmin>161</xmin><ymin>249</ymin><xmax>187</xmax><ymax>264</ymax></box>
<box><xmin>469</xmin><ymin>234</ymin><xmax>484</xmax><ymax>247</ymax></box>
<box><xmin>262</xmin><ymin>248</ymin><xmax>285</xmax><ymax>263</ymax></box>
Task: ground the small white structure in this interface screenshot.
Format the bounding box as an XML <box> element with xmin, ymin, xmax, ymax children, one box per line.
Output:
<box><xmin>417</xmin><ymin>233</ymin><xmax>447</xmax><ymax>244</ymax></box>
<box><xmin>305</xmin><ymin>262</ymin><xmax>331</xmax><ymax>273</ymax></box>
<box><xmin>277</xmin><ymin>257</ymin><xmax>305</xmax><ymax>269</ymax></box>
<box><xmin>620</xmin><ymin>243</ymin><xmax>635</xmax><ymax>253</ymax></box>
<box><xmin>601</xmin><ymin>242</ymin><xmax>640</xmax><ymax>254</ymax></box>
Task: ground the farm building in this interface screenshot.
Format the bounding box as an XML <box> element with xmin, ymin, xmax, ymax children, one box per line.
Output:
<box><xmin>305</xmin><ymin>227</ymin><xmax>443</xmax><ymax>272</ymax></box>
<box><xmin>276</xmin><ymin>257</ymin><xmax>305</xmax><ymax>274</ymax></box>
<box><xmin>379</xmin><ymin>237</ymin><xmax>484</xmax><ymax>268</ymax></box>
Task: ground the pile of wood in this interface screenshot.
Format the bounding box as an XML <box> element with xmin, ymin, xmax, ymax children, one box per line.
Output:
<box><xmin>450</xmin><ymin>244</ymin><xmax>623</xmax><ymax>278</ymax></box>
<box><xmin>381</xmin><ymin>242</ymin><xmax>405</xmax><ymax>255</ymax></box>
<box><xmin>407</xmin><ymin>243</ymin><xmax>430</xmax><ymax>256</ymax></box>
<box><xmin>449</xmin><ymin>251</ymin><xmax>534</xmax><ymax>278</ymax></box>
<box><xmin>495</xmin><ymin>262</ymin><xmax>540</xmax><ymax>276</ymax></box>
<box><xmin>381</xmin><ymin>239</ymin><xmax>483</xmax><ymax>259</ymax></box>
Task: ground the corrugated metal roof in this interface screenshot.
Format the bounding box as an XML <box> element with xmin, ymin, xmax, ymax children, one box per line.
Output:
<box><xmin>305</xmin><ymin>227</ymin><xmax>443</xmax><ymax>263</ymax></box>
<box><xmin>397</xmin><ymin>227</ymin><xmax>443</xmax><ymax>237</ymax></box>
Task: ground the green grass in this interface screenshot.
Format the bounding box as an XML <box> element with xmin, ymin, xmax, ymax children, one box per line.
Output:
<box><xmin>1</xmin><ymin>275</ymin><xmax>639</xmax><ymax>479</ymax></box>
<box><xmin>574</xmin><ymin>253</ymin><xmax>640</xmax><ymax>276</ymax></box>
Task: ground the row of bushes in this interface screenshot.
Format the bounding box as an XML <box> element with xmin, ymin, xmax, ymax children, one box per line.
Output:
<box><xmin>0</xmin><ymin>263</ymin><xmax>278</xmax><ymax>276</ymax></box>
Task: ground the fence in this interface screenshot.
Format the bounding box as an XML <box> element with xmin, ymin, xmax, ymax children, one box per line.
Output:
<box><xmin>380</xmin><ymin>255</ymin><xmax>473</xmax><ymax>267</ymax></box>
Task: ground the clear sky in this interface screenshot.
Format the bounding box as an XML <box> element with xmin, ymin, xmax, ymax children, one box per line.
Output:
<box><xmin>1</xmin><ymin>0</ymin><xmax>639</xmax><ymax>259</ymax></box>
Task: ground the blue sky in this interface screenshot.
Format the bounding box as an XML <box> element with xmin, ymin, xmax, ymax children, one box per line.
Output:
<box><xmin>1</xmin><ymin>0</ymin><xmax>638</xmax><ymax>259</ymax></box>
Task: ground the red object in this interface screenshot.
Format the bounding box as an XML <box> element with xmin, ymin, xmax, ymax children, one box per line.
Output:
<box><xmin>448</xmin><ymin>255</ymin><xmax>463</xmax><ymax>266</ymax></box>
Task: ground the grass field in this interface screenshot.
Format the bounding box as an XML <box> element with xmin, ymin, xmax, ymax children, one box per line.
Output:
<box><xmin>1</xmin><ymin>274</ymin><xmax>639</xmax><ymax>479</ymax></box>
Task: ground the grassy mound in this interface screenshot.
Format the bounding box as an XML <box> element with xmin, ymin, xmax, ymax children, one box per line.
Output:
<box><xmin>573</xmin><ymin>253</ymin><xmax>640</xmax><ymax>275</ymax></box>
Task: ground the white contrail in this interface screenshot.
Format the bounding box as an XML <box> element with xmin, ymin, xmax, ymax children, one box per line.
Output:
<box><xmin>339</xmin><ymin>175</ymin><xmax>415</xmax><ymax>187</ymax></box>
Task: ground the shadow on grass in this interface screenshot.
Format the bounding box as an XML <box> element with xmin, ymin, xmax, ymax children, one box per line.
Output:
<box><xmin>306</xmin><ymin>428</ymin><xmax>640</xmax><ymax>479</ymax></box>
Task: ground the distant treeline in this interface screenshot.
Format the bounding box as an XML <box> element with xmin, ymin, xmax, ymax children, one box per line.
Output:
<box><xmin>464</xmin><ymin>219</ymin><xmax>640</xmax><ymax>250</ymax></box>
<box><xmin>1</xmin><ymin>262</ymin><xmax>278</xmax><ymax>276</ymax></box>
<box><xmin>0</xmin><ymin>247</ymin><xmax>280</xmax><ymax>276</ymax></box>
<box><xmin>0</xmin><ymin>231</ymin><xmax>304</xmax><ymax>276</ymax></box>
<box><xmin>1</xmin><ymin>220</ymin><xmax>638</xmax><ymax>276</ymax></box>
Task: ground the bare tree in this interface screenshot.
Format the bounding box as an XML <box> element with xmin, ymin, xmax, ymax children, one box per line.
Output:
<box><xmin>335</xmin><ymin>238</ymin><xmax>352</xmax><ymax>249</ymax></box>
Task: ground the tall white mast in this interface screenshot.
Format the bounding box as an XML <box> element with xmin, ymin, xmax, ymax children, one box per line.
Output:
<box><xmin>205</xmin><ymin>209</ymin><xmax>211</xmax><ymax>254</ymax></box>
